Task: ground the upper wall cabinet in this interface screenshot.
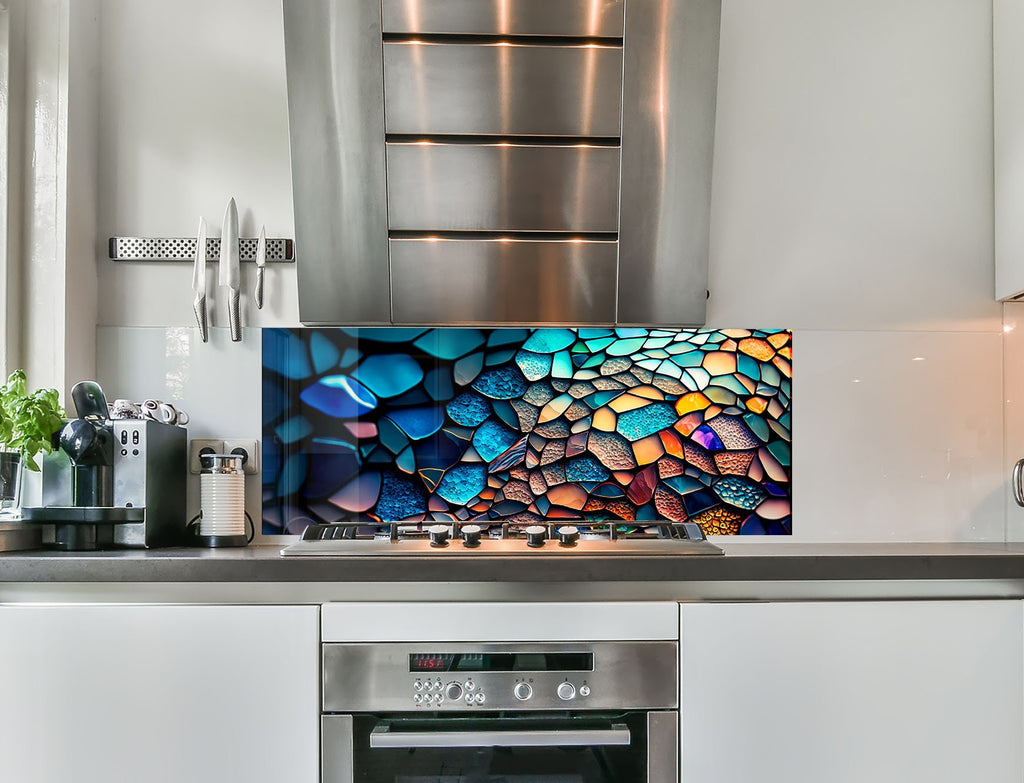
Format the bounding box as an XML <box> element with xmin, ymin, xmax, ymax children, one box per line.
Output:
<box><xmin>284</xmin><ymin>0</ymin><xmax>721</xmax><ymax>326</ymax></box>
<box><xmin>996</xmin><ymin>0</ymin><xmax>1024</xmax><ymax>300</ymax></box>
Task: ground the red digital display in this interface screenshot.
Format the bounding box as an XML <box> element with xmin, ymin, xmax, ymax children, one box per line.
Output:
<box><xmin>410</xmin><ymin>654</ymin><xmax>454</xmax><ymax>672</ymax></box>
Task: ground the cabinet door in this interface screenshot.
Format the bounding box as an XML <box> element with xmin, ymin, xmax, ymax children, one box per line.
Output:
<box><xmin>0</xmin><ymin>604</ymin><xmax>319</xmax><ymax>783</ymax></box>
<box><xmin>996</xmin><ymin>0</ymin><xmax>1024</xmax><ymax>299</ymax></box>
<box><xmin>680</xmin><ymin>601</ymin><xmax>1023</xmax><ymax>783</ymax></box>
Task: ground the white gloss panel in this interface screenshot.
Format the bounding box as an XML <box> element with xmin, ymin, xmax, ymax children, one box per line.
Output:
<box><xmin>995</xmin><ymin>0</ymin><xmax>1024</xmax><ymax>299</ymax></box>
<box><xmin>708</xmin><ymin>0</ymin><xmax>998</xmax><ymax>332</ymax></box>
<box><xmin>0</xmin><ymin>605</ymin><xmax>319</xmax><ymax>783</ymax></box>
<box><xmin>786</xmin><ymin>330</ymin><xmax>1004</xmax><ymax>542</ymax></box>
<box><xmin>321</xmin><ymin>602</ymin><xmax>680</xmax><ymax>642</ymax></box>
<box><xmin>96</xmin><ymin>326</ymin><xmax>263</xmax><ymax>530</ymax></box>
<box><xmin>680</xmin><ymin>601</ymin><xmax>1023</xmax><ymax>783</ymax></box>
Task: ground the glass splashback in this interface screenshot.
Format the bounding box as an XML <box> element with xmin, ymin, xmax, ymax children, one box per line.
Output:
<box><xmin>262</xmin><ymin>328</ymin><xmax>792</xmax><ymax>536</ymax></box>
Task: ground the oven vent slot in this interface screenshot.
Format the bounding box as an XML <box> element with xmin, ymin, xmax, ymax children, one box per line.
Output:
<box><xmin>381</xmin><ymin>0</ymin><xmax>627</xmax><ymax>38</ymax></box>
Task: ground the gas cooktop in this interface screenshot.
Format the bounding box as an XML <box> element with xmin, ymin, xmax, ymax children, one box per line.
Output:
<box><xmin>280</xmin><ymin>520</ymin><xmax>723</xmax><ymax>557</ymax></box>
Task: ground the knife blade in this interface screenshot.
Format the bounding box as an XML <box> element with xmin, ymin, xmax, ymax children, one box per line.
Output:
<box><xmin>254</xmin><ymin>224</ymin><xmax>266</xmax><ymax>310</ymax></box>
<box><xmin>192</xmin><ymin>217</ymin><xmax>208</xmax><ymax>342</ymax></box>
<box><xmin>219</xmin><ymin>197</ymin><xmax>241</xmax><ymax>342</ymax></box>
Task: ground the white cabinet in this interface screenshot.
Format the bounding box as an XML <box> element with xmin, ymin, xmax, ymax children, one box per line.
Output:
<box><xmin>996</xmin><ymin>0</ymin><xmax>1024</xmax><ymax>299</ymax></box>
<box><xmin>679</xmin><ymin>601</ymin><xmax>1023</xmax><ymax>783</ymax></box>
<box><xmin>0</xmin><ymin>604</ymin><xmax>319</xmax><ymax>783</ymax></box>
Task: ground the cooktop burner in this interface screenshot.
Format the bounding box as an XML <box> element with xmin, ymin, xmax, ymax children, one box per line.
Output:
<box><xmin>279</xmin><ymin>519</ymin><xmax>724</xmax><ymax>556</ymax></box>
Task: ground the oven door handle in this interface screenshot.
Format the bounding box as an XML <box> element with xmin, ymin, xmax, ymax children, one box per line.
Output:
<box><xmin>369</xmin><ymin>723</ymin><xmax>632</xmax><ymax>749</ymax></box>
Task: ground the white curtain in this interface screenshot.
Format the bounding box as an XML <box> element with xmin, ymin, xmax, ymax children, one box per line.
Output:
<box><xmin>0</xmin><ymin>0</ymin><xmax>100</xmax><ymax>402</ymax></box>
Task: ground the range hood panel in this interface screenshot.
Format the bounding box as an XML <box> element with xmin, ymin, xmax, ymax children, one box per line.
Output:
<box><xmin>386</xmin><ymin>143</ymin><xmax>622</xmax><ymax>233</ymax></box>
<box><xmin>390</xmin><ymin>239</ymin><xmax>618</xmax><ymax>324</ymax></box>
<box><xmin>283</xmin><ymin>0</ymin><xmax>391</xmax><ymax>324</ymax></box>
<box><xmin>383</xmin><ymin>42</ymin><xmax>624</xmax><ymax>138</ymax></box>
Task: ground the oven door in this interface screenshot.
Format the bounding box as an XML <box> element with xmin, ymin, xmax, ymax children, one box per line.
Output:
<box><xmin>323</xmin><ymin>711</ymin><xmax>677</xmax><ymax>783</ymax></box>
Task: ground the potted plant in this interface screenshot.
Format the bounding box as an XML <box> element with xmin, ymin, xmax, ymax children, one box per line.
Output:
<box><xmin>0</xmin><ymin>370</ymin><xmax>65</xmax><ymax>515</ymax></box>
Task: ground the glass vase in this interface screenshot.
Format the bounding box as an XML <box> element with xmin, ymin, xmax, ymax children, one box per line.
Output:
<box><xmin>0</xmin><ymin>451</ymin><xmax>23</xmax><ymax>518</ymax></box>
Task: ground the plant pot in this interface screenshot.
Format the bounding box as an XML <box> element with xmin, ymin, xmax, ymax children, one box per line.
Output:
<box><xmin>0</xmin><ymin>451</ymin><xmax>23</xmax><ymax>518</ymax></box>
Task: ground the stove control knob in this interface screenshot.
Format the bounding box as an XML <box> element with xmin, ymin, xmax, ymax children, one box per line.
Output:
<box><xmin>445</xmin><ymin>682</ymin><xmax>464</xmax><ymax>701</ymax></box>
<box><xmin>514</xmin><ymin>682</ymin><xmax>533</xmax><ymax>701</ymax></box>
<box><xmin>525</xmin><ymin>525</ymin><xmax>547</xmax><ymax>548</ymax></box>
<box><xmin>461</xmin><ymin>524</ymin><xmax>482</xmax><ymax>548</ymax></box>
<box><xmin>557</xmin><ymin>525</ymin><xmax>579</xmax><ymax>547</ymax></box>
<box><xmin>557</xmin><ymin>682</ymin><xmax>576</xmax><ymax>701</ymax></box>
<box><xmin>579</xmin><ymin>685</ymin><xmax>591</xmax><ymax>697</ymax></box>
<box><xmin>427</xmin><ymin>524</ymin><xmax>450</xmax><ymax>547</ymax></box>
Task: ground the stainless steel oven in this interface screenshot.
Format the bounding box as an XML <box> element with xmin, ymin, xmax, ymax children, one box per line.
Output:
<box><xmin>321</xmin><ymin>640</ymin><xmax>678</xmax><ymax>782</ymax></box>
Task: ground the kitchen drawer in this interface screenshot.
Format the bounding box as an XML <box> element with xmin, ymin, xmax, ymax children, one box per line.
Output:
<box><xmin>384</xmin><ymin>42</ymin><xmax>623</xmax><ymax>137</ymax></box>
<box><xmin>390</xmin><ymin>238</ymin><xmax>617</xmax><ymax>323</ymax></box>
<box><xmin>381</xmin><ymin>0</ymin><xmax>625</xmax><ymax>37</ymax></box>
<box><xmin>386</xmin><ymin>142</ymin><xmax>622</xmax><ymax>232</ymax></box>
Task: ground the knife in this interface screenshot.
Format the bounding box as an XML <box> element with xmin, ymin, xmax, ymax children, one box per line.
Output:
<box><xmin>254</xmin><ymin>224</ymin><xmax>266</xmax><ymax>310</ymax></box>
<box><xmin>192</xmin><ymin>217</ymin><xmax>209</xmax><ymax>342</ymax></box>
<box><xmin>219</xmin><ymin>197</ymin><xmax>241</xmax><ymax>342</ymax></box>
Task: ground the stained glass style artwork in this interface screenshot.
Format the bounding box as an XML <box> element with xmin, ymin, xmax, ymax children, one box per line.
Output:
<box><xmin>262</xmin><ymin>328</ymin><xmax>793</xmax><ymax>536</ymax></box>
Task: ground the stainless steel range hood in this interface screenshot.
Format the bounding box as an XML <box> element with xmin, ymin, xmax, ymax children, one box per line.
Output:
<box><xmin>283</xmin><ymin>0</ymin><xmax>721</xmax><ymax>326</ymax></box>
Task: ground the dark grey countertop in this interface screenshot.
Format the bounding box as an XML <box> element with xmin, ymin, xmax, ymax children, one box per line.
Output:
<box><xmin>3</xmin><ymin>541</ymin><xmax>1024</xmax><ymax>584</ymax></box>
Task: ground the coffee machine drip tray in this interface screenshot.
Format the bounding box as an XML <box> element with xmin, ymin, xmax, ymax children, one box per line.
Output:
<box><xmin>20</xmin><ymin>506</ymin><xmax>147</xmax><ymax>551</ymax></box>
<box><xmin>21</xmin><ymin>507</ymin><xmax>145</xmax><ymax>523</ymax></box>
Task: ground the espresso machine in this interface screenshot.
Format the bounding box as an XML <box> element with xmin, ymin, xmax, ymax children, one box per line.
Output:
<box><xmin>22</xmin><ymin>381</ymin><xmax>187</xmax><ymax>550</ymax></box>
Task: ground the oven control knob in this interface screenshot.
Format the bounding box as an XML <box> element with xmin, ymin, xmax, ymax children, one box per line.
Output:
<box><xmin>557</xmin><ymin>525</ymin><xmax>579</xmax><ymax>546</ymax></box>
<box><xmin>525</xmin><ymin>525</ymin><xmax>547</xmax><ymax>548</ymax></box>
<box><xmin>446</xmin><ymin>682</ymin><xmax>464</xmax><ymax>701</ymax></box>
<box><xmin>557</xmin><ymin>682</ymin><xmax>576</xmax><ymax>701</ymax></box>
<box><xmin>579</xmin><ymin>685</ymin><xmax>591</xmax><ymax>697</ymax></box>
<box><xmin>461</xmin><ymin>524</ymin><xmax>482</xmax><ymax>548</ymax></box>
<box><xmin>514</xmin><ymin>682</ymin><xmax>533</xmax><ymax>701</ymax></box>
<box><xmin>427</xmin><ymin>524</ymin><xmax>450</xmax><ymax>547</ymax></box>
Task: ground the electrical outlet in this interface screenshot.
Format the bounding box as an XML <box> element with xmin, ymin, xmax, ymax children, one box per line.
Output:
<box><xmin>223</xmin><ymin>438</ymin><xmax>260</xmax><ymax>475</ymax></box>
<box><xmin>189</xmin><ymin>439</ymin><xmax>224</xmax><ymax>474</ymax></box>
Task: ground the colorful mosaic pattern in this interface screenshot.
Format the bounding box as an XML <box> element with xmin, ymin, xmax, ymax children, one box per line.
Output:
<box><xmin>262</xmin><ymin>328</ymin><xmax>792</xmax><ymax>535</ymax></box>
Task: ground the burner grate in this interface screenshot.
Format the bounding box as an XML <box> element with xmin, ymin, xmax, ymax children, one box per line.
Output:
<box><xmin>299</xmin><ymin>519</ymin><xmax>708</xmax><ymax>544</ymax></box>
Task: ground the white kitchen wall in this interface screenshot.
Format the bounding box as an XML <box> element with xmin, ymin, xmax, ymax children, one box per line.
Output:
<box><xmin>92</xmin><ymin>0</ymin><xmax>1004</xmax><ymax>542</ymax></box>
<box><xmin>96</xmin><ymin>0</ymin><xmax>297</xmax><ymax>328</ymax></box>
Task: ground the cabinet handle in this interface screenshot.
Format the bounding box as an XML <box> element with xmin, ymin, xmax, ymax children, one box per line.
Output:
<box><xmin>369</xmin><ymin>723</ymin><xmax>630</xmax><ymax>749</ymax></box>
<box><xmin>1013</xmin><ymin>459</ymin><xmax>1024</xmax><ymax>507</ymax></box>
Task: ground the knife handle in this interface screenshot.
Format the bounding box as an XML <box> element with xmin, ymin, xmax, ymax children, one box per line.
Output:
<box><xmin>193</xmin><ymin>294</ymin><xmax>209</xmax><ymax>343</ymax></box>
<box><xmin>229</xmin><ymin>289</ymin><xmax>241</xmax><ymax>342</ymax></box>
<box><xmin>255</xmin><ymin>267</ymin><xmax>265</xmax><ymax>310</ymax></box>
